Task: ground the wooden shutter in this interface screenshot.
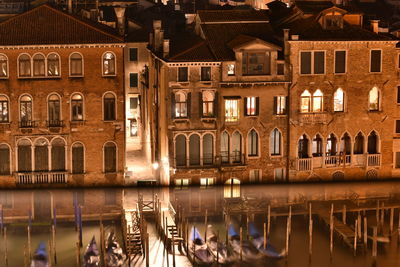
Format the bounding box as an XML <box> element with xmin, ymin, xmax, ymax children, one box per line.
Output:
<box><xmin>51</xmin><ymin>146</ymin><xmax>65</xmax><ymax>171</ymax></box>
<box><xmin>35</xmin><ymin>146</ymin><xmax>48</xmax><ymax>171</ymax></box>
<box><xmin>285</xmin><ymin>96</ymin><xmax>289</xmax><ymax>115</ymax></box>
<box><xmin>244</xmin><ymin>97</ymin><xmax>248</xmax><ymax>116</ymax></box>
<box><xmin>104</xmin><ymin>145</ymin><xmax>116</xmax><ymax>173</ymax></box>
<box><xmin>187</xmin><ymin>92</ymin><xmax>191</xmax><ymax>118</ymax></box>
<box><xmin>0</xmin><ymin>147</ymin><xmax>9</xmax><ymax>174</ymax></box>
<box><xmin>213</xmin><ymin>92</ymin><xmax>218</xmax><ymax>118</ymax></box>
<box><xmin>273</xmin><ymin>96</ymin><xmax>277</xmax><ymax>115</ymax></box>
<box><xmin>397</xmin><ymin>87</ymin><xmax>400</xmax><ymax>104</ymax></box>
<box><xmin>314</xmin><ymin>51</ymin><xmax>325</xmax><ymax>74</ymax></box>
<box><xmin>199</xmin><ymin>92</ymin><xmax>203</xmax><ymax>118</ymax></box>
<box><xmin>171</xmin><ymin>93</ymin><xmax>175</xmax><ymax>119</ymax></box>
<box><xmin>72</xmin><ymin>146</ymin><xmax>84</xmax><ymax>174</ymax></box>
<box><xmin>18</xmin><ymin>145</ymin><xmax>31</xmax><ymax>172</ymax></box>
<box><xmin>255</xmin><ymin>97</ymin><xmax>260</xmax><ymax>115</ymax></box>
<box><xmin>370</xmin><ymin>50</ymin><xmax>381</xmax><ymax>72</ymax></box>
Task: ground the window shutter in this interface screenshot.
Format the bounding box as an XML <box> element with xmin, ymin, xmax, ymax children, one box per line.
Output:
<box><xmin>213</xmin><ymin>92</ymin><xmax>218</xmax><ymax>118</ymax></box>
<box><xmin>171</xmin><ymin>93</ymin><xmax>175</xmax><ymax>119</ymax></box>
<box><xmin>255</xmin><ymin>97</ymin><xmax>260</xmax><ymax>115</ymax></box>
<box><xmin>273</xmin><ymin>96</ymin><xmax>277</xmax><ymax>115</ymax></box>
<box><xmin>199</xmin><ymin>92</ymin><xmax>203</xmax><ymax>118</ymax></box>
<box><xmin>397</xmin><ymin>86</ymin><xmax>400</xmax><ymax>104</ymax></box>
<box><xmin>285</xmin><ymin>96</ymin><xmax>289</xmax><ymax>115</ymax></box>
<box><xmin>187</xmin><ymin>92</ymin><xmax>191</xmax><ymax>118</ymax></box>
<box><xmin>244</xmin><ymin>97</ymin><xmax>248</xmax><ymax>116</ymax></box>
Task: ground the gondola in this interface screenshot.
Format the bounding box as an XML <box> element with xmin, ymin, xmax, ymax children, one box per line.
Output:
<box><xmin>105</xmin><ymin>231</ymin><xmax>126</xmax><ymax>267</ymax></box>
<box><xmin>205</xmin><ymin>225</ymin><xmax>235</xmax><ymax>264</ymax></box>
<box><xmin>189</xmin><ymin>226</ymin><xmax>214</xmax><ymax>265</ymax></box>
<box><xmin>228</xmin><ymin>224</ymin><xmax>262</xmax><ymax>261</ymax></box>
<box><xmin>248</xmin><ymin>222</ymin><xmax>286</xmax><ymax>259</ymax></box>
<box><xmin>83</xmin><ymin>236</ymin><xmax>100</xmax><ymax>267</ymax></box>
<box><xmin>30</xmin><ymin>242</ymin><xmax>49</xmax><ymax>267</ymax></box>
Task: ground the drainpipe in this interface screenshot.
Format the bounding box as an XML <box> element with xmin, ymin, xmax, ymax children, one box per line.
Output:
<box><xmin>284</xmin><ymin>29</ymin><xmax>291</xmax><ymax>183</ymax></box>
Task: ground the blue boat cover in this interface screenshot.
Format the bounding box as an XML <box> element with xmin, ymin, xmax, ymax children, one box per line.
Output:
<box><xmin>190</xmin><ymin>227</ymin><xmax>203</xmax><ymax>241</ymax></box>
<box><xmin>35</xmin><ymin>242</ymin><xmax>47</xmax><ymax>258</ymax></box>
<box><xmin>228</xmin><ymin>224</ymin><xmax>238</xmax><ymax>237</ymax></box>
<box><xmin>248</xmin><ymin>222</ymin><xmax>260</xmax><ymax>238</ymax></box>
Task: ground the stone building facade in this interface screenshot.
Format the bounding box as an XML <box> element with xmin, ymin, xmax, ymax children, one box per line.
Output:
<box><xmin>0</xmin><ymin>5</ymin><xmax>125</xmax><ymax>187</ymax></box>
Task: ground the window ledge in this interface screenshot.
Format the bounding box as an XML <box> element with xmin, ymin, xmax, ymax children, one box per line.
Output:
<box><xmin>102</xmin><ymin>74</ymin><xmax>117</xmax><ymax>77</ymax></box>
<box><xmin>270</xmin><ymin>155</ymin><xmax>282</xmax><ymax>158</ymax></box>
<box><xmin>274</xmin><ymin>114</ymin><xmax>287</xmax><ymax>117</ymax></box>
<box><xmin>247</xmin><ymin>155</ymin><xmax>260</xmax><ymax>159</ymax></box>
<box><xmin>173</xmin><ymin>118</ymin><xmax>189</xmax><ymax>123</ymax></box>
<box><xmin>69</xmin><ymin>75</ymin><xmax>84</xmax><ymax>78</ymax></box>
<box><xmin>18</xmin><ymin>76</ymin><xmax>61</xmax><ymax>79</ymax></box>
<box><xmin>201</xmin><ymin>117</ymin><xmax>216</xmax><ymax>121</ymax></box>
<box><xmin>0</xmin><ymin>76</ymin><xmax>9</xmax><ymax>79</ymax></box>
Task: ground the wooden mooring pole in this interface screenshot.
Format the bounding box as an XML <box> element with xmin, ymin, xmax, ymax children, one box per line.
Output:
<box><xmin>372</xmin><ymin>226</ymin><xmax>377</xmax><ymax>258</ymax></box>
<box><xmin>309</xmin><ymin>203</ymin><xmax>312</xmax><ymax>259</ymax></box>
<box><xmin>342</xmin><ymin>205</ymin><xmax>346</xmax><ymax>224</ymax></box>
<box><xmin>353</xmin><ymin>219</ymin><xmax>358</xmax><ymax>256</ymax></box>
<box><xmin>363</xmin><ymin>216</ymin><xmax>368</xmax><ymax>247</ymax></box>
<box><xmin>390</xmin><ymin>208</ymin><xmax>394</xmax><ymax>234</ymax></box>
<box><xmin>146</xmin><ymin>233</ymin><xmax>150</xmax><ymax>267</ymax></box>
<box><xmin>330</xmin><ymin>203</ymin><xmax>334</xmax><ymax>258</ymax></box>
<box><xmin>267</xmin><ymin>205</ymin><xmax>271</xmax><ymax>238</ymax></box>
<box><xmin>286</xmin><ymin>208</ymin><xmax>291</xmax><ymax>257</ymax></box>
<box><xmin>4</xmin><ymin>226</ymin><xmax>7</xmax><ymax>267</ymax></box>
<box><xmin>239</xmin><ymin>227</ymin><xmax>243</xmax><ymax>262</ymax></box>
<box><xmin>263</xmin><ymin>222</ymin><xmax>267</xmax><ymax>250</ymax></box>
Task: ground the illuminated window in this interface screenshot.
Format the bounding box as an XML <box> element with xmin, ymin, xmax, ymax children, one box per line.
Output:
<box><xmin>33</xmin><ymin>54</ymin><xmax>45</xmax><ymax>77</ymax></box>
<box><xmin>71</xmin><ymin>94</ymin><xmax>83</xmax><ymax>121</ymax></box>
<box><xmin>48</xmin><ymin>94</ymin><xmax>61</xmax><ymax>126</ymax></box>
<box><xmin>200</xmin><ymin>178</ymin><xmax>214</xmax><ymax>187</ymax></box>
<box><xmin>369</xmin><ymin>87</ymin><xmax>379</xmax><ymax>111</ymax></box>
<box><xmin>227</xmin><ymin>64</ymin><xmax>235</xmax><ymax>76</ymax></box>
<box><xmin>225</xmin><ymin>99</ymin><xmax>239</xmax><ymax>122</ymax></box>
<box><xmin>175</xmin><ymin>178</ymin><xmax>190</xmax><ymax>188</ymax></box>
<box><xmin>242</xmin><ymin>52</ymin><xmax>270</xmax><ymax>75</ymax></box>
<box><xmin>103</xmin><ymin>52</ymin><xmax>116</xmax><ymax>75</ymax></box>
<box><xmin>312</xmin><ymin>134</ymin><xmax>323</xmax><ymax>157</ymax></box>
<box><xmin>0</xmin><ymin>54</ymin><xmax>8</xmax><ymax>77</ymax></box>
<box><xmin>201</xmin><ymin>66</ymin><xmax>211</xmax><ymax>81</ymax></box>
<box><xmin>326</xmin><ymin>134</ymin><xmax>338</xmax><ymax>156</ymax></box>
<box><xmin>312</xmin><ymin>89</ymin><xmax>323</xmax><ymax>112</ymax></box>
<box><xmin>245</xmin><ymin>97</ymin><xmax>258</xmax><ymax>116</ymax></box>
<box><xmin>20</xmin><ymin>95</ymin><xmax>32</xmax><ymax>125</ymax></box>
<box><xmin>224</xmin><ymin>178</ymin><xmax>240</xmax><ymax>198</ymax></box>
<box><xmin>270</xmin><ymin>128</ymin><xmax>281</xmax><ymax>156</ymax></box>
<box><xmin>334</xmin><ymin>88</ymin><xmax>344</xmax><ymax>112</ymax></box>
<box><xmin>300</xmin><ymin>90</ymin><xmax>311</xmax><ymax>113</ymax></box>
<box><xmin>202</xmin><ymin>91</ymin><xmax>214</xmax><ymax>117</ymax></box>
<box><xmin>247</xmin><ymin>129</ymin><xmax>258</xmax><ymax>157</ymax></box>
<box><xmin>0</xmin><ymin>96</ymin><xmax>9</xmax><ymax>122</ymax></box>
<box><xmin>19</xmin><ymin>54</ymin><xmax>31</xmax><ymax>77</ymax></box>
<box><xmin>174</xmin><ymin>92</ymin><xmax>187</xmax><ymax>118</ymax></box>
<box><xmin>47</xmin><ymin>53</ymin><xmax>60</xmax><ymax>76</ymax></box>
<box><xmin>70</xmin><ymin>53</ymin><xmax>83</xmax><ymax>76</ymax></box>
<box><xmin>274</xmin><ymin>96</ymin><xmax>286</xmax><ymax>115</ymax></box>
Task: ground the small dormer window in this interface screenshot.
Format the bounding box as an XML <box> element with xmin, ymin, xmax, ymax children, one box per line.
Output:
<box><xmin>323</xmin><ymin>14</ymin><xmax>343</xmax><ymax>30</ymax></box>
<box><xmin>242</xmin><ymin>51</ymin><xmax>271</xmax><ymax>76</ymax></box>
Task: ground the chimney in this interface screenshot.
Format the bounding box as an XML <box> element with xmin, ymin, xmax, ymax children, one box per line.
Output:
<box><xmin>163</xmin><ymin>39</ymin><xmax>170</xmax><ymax>57</ymax></box>
<box><xmin>114</xmin><ymin>7</ymin><xmax>126</xmax><ymax>36</ymax></box>
<box><xmin>68</xmin><ymin>0</ymin><xmax>72</xmax><ymax>14</ymax></box>
<box><xmin>153</xmin><ymin>20</ymin><xmax>163</xmax><ymax>52</ymax></box>
<box><xmin>371</xmin><ymin>20</ymin><xmax>379</xmax><ymax>34</ymax></box>
<box><xmin>283</xmin><ymin>29</ymin><xmax>289</xmax><ymax>59</ymax></box>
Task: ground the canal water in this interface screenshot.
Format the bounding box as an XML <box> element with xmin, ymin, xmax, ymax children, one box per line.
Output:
<box><xmin>1</xmin><ymin>181</ymin><xmax>400</xmax><ymax>266</ymax></box>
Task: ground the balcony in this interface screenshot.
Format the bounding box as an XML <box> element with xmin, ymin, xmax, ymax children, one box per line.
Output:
<box><xmin>46</xmin><ymin>120</ymin><xmax>64</xmax><ymax>127</ymax></box>
<box><xmin>297</xmin><ymin>154</ymin><xmax>379</xmax><ymax>171</ymax></box>
<box><xmin>367</xmin><ymin>154</ymin><xmax>381</xmax><ymax>167</ymax></box>
<box><xmin>324</xmin><ymin>155</ymin><xmax>351</xmax><ymax>168</ymax></box>
<box><xmin>220</xmin><ymin>152</ymin><xmax>245</xmax><ymax>166</ymax></box>
<box><xmin>299</xmin><ymin>112</ymin><xmax>329</xmax><ymax>124</ymax></box>
<box><xmin>15</xmin><ymin>172</ymin><xmax>68</xmax><ymax>184</ymax></box>
<box><xmin>297</xmin><ymin>158</ymin><xmax>312</xmax><ymax>171</ymax></box>
<box><xmin>19</xmin><ymin>120</ymin><xmax>37</xmax><ymax>128</ymax></box>
<box><xmin>174</xmin><ymin>152</ymin><xmax>245</xmax><ymax>169</ymax></box>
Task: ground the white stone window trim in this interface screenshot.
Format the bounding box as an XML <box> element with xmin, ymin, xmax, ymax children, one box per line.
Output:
<box><xmin>101</xmin><ymin>51</ymin><xmax>117</xmax><ymax>77</ymax></box>
<box><xmin>69</xmin><ymin>52</ymin><xmax>84</xmax><ymax>77</ymax></box>
<box><xmin>0</xmin><ymin>53</ymin><xmax>9</xmax><ymax>79</ymax></box>
<box><xmin>299</xmin><ymin>50</ymin><xmax>326</xmax><ymax>75</ymax></box>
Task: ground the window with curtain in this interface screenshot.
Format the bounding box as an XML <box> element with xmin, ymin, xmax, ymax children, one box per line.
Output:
<box><xmin>20</xmin><ymin>95</ymin><xmax>32</xmax><ymax>126</ymax></box>
<box><xmin>33</xmin><ymin>54</ymin><xmax>45</xmax><ymax>76</ymax></box>
<box><xmin>51</xmin><ymin>138</ymin><xmax>65</xmax><ymax>171</ymax></box>
<box><xmin>300</xmin><ymin>90</ymin><xmax>311</xmax><ymax>113</ymax></box>
<box><xmin>312</xmin><ymin>89</ymin><xmax>323</xmax><ymax>112</ymax></box>
<box><xmin>103</xmin><ymin>52</ymin><xmax>116</xmax><ymax>75</ymax></box>
<box><xmin>225</xmin><ymin>99</ymin><xmax>239</xmax><ymax>122</ymax></box>
<box><xmin>0</xmin><ymin>144</ymin><xmax>10</xmax><ymax>175</ymax></box>
<box><xmin>334</xmin><ymin>88</ymin><xmax>344</xmax><ymax>112</ymax></box>
<box><xmin>104</xmin><ymin>142</ymin><xmax>116</xmax><ymax>173</ymax></box>
<box><xmin>202</xmin><ymin>91</ymin><xmax>214</xmax><ymax>117</ymax></box>
<box><xmin>71</xmin><ymin>94</ymin><xmax>83</xmax><ymax>121</ymax></box>
<box><xmin>270</xmin><ymin>128</ymin><xmax>281</xmax><ymax>156</ymax></box>
<box><xmin>247</xmin><ymin>129</ymin><xmax>258</xmax><ymax>157</ymax></box>
<box><xmin>369</xmin><ymin>87</ymin><xmax>379</xmax><ymax>111</ymax></box>
<box><xmin>224</xmin><ymin>178</ymin><xmax>240</xmax><ymax>198</ymax></box>
<box><xmin>70</xmin><ymin>53</ymin><xmax>83</xmax><ymax>76</ymax></box>
<box><xmin>19</xmin><ymin>54</ymin><xmax>31</xmax><ymax>77</ymax></box>
<box><xmin>221</xmin><ymin>132</ymin><xmax>229</xmax><ymax>163</ymax></box>
<box><xmin>72</xmin><ymin>143</ymin><xmax>84</xmax><ymax>174</ymax></box>
<box><xmin>0</xmin><ymin>95</ymin><xmax>9</xmax><ymax>122</ymax></box>
<box><xmin>48</xmin><ymin>94</ymin><xmax>61</xmax><ymax>126</ymax></box>
<box><xmin>175</xmin><ymin>92</ymin><xmax>187</xmax><ymax>118</ymax></box>
<box><xmin>103</xmin><ymin>93</ymin><xmax>116</xmax><ymax>121</ymax></box>
<box><xmin>47</xmin><ymin>53</ymin><xmax>60</xmax><ymax>76</ymax></box>
<box><xmin>0</xmin><ymin>54</ymin><xmax>8</xmax><ymax>77</ymax></box>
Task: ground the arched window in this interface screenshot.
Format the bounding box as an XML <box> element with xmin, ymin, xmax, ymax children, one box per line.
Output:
<box><xmin>312</xmin><ymin>89</ymin><xmax>323</xmax><ymax>112</ymax></box>
<box><xmin>334</xmin><ymin>88</ymin><xmax>344</xmax><ymax>112</ymax></box>
<box><xmin>224</xmin><ymin>178</ymin><xmax>240</xmax><ymax>198</ymax></box>
<box><xmin>48</xmin><ymin>94</ymin><xmax>61</xmax><ymax>126</ymax></box>
<box><xmin>19</xmin><ymin>54</ymin><xmax>31</xmax><ymax>77</ymax></box>
<box><xmin>47</xmin><ymin>53</ymin><xmax>60</xmax><ymax>76</ymax></box>
<box><xmin>270</xmin><ymin>128</ymin><xmax>281</xmax><ymax>156</ymax></box>
<box><xmin>175</xmin><ymin>135</ymin><xmax>186</xmax><ymax>166</ymax></box>
<box><xmin>221</xmin><ymin>132</ymin><xmax>230</xmax><ymax>163</ymax></box>
<box><xmin>103</xmin><ymin>92</ymin><xmax>116</xmax><ymax>121</ymax></box>
<box><xmin>174</xmin><ymin>92</ymin><xmax>187</xmax><ymax>118</ymax></box>
<box><xmin>103</xmin><ymin>52</ymin><xmax>115</xmax><ymax>75</ymax></box>
<box><xmin>189</xmin><ymin>134</ymin><xmax>200</xmax><ymax>166</ymax></box>
<box><xmin>104</xmin><ymin>142</ymin><xmax>116</xmax><ymax>173</ymax></box>
<box><xmin>72</xmin><ymin>142</ymin><xmax>84</xmax><ymax>174</ymax></box>
<box><xmin>354</xmin><ymin>132</ymin><xmax>364</xmax><ymax>154</ymax></box>
<box><xmin>20</xmin><ymin>95</ymin><xmax>33</xmax><ymax>127</ymax></box>
<box><xmin>71</xmin><ymin>93</ymin><xmax>83</xmax><ymax>121</ymax></box>
<box><xmin>33</xmin><ymin>54</ymin><xmax>45</xmax><ymax>76</ymax></box>
<box><xmin>368</xmin><ymin>131</ymin><xmax>378</xmax><ymax>154</ymax></box>
<box><xmin>34</xmin><ymin>138</ymin><xmax>49</xmax><ymax>172</ymax></box>
<box><xmin>51</xmin><ymin>138</ymin><xmax>65</xmax><ymax>171</ymax></box>
<box><xmin>332</xmin><ymin>171</ymin><xmax>345</xmax><ymax>181</ymax></box>
<box><xmin>366</xmin><ymin>169</ymin><xmax>378</xmax><ymax>180</ymax></box>
<box><xmin>369</xmin><ymin>87</ymin><xmax>379</xmax><ymax>111</ymax></box>
<box><xmin>0</xmin><ymin>144</ymin><xmax>10</xmax><ymax>175</ymax></box>
<box><xmin>0</xmin><ymin>95</ymin><xmax>9</xmax><ymax>122</ymax></box>
<box><xmin>326</xmin><ymin>134</ymin><xmax>338</xmax><ymax>156</ymax></box>
<box><xmin>17</xmin><ymin>139</ymin><xmax>31</xmax><ymax>172</ymax></box>
<box><xmin>70</xmin><ymin>53</ymin><xmax>83</xmax><ymax>76</ymax></box>
<box><xmin>202</xmin><ymin>91</ymin><xmax>215</xmax><ymax>117</ymax></box>
<box><xmin>312</xmin><ymin>134</ymin><xmax>323</xmax><ymax>157</ymax></box>
<box><xmin>300</xmin><ymin>90</ymin><xmax>311</xmax><ymax>113</ymax></box>
<box><xmin>247</xmin><ymin>129</ymin><xmax>258</xmax><ymax>157</ymax></box>
<box><xmin>298</xmin><ymin>134</ymin><xmax>309</xmax><ymax>158</ymax></box>
<box><xmin>340</xmin><ymin>133</ymin><xmax>351</xmax><ymax>155</ymax></box>
<box><xmin>0</xmin><ymin>54</ymin><xmax>8</xmax><ymax>77</ymax></box>
<box><xmin>203</xmin><ymin>134</ymin><xmax>213</xmax><ymax>165</ymax></box>
<box><xmin>232</xmin><ymin>132</ymin><xmax>242</xmax><ymax>163</ymax></box>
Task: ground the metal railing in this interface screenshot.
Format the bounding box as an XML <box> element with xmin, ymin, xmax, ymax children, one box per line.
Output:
<box><xmin>299</xmin><ymin>112</ymin><xmax>329</xmax><ymax>124</ymax></box>
<box><xmin>15</xmin><ymin>172</ymin><xmax>68</xmax><ymax>184</ymax></box>
<box><xmin>46</xmin><ymin>120</ymin><xmax>64</xmax><ymax>127</ymax></box>
<box><xmin>19</xmin><ymin>120</ymin><xmax>37</xmax><ymax>128</ymax></box>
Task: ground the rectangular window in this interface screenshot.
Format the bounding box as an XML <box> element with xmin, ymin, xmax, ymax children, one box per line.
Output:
<box><xmin>242</xmin><ymin>52</ymin><xmax>271</xmax><ymax>75</ymax></box>
<box><xmin>105</xmin><ymin>190</ymin><xmax>116</xmax><ymax>205</ymax></box>
<box><xmin>200</xmin><ymin>178</ymin><xmax>214</xmax><ymax>187</ymax></box>
<box><xmin>300</xmin><ymin>51</ymin><xmax>325</xmax><ymax>74</ymax></box>
<box><xmin>396</xmin><ymin>152</ymin><xmax>400</xmax><ymax>168</ymax></box>
<box><xmin>0</xmin><ymin>99</ymin><xmax>8</xmax><ymax>122</ymax></box>
<box><xmin>129</xmin><ymin>48</ymin><xmax>138</xmax><ymax>61</ymax></box>
<box><xmin>249</xmin><ymin>169</ymin><xmax>261</xmax><ymax>183</ymax></box>
<box><xmin>202</xmin><ymin>91</ymin><xmax>214</xmax><ymax>117</ymax></box>
<box><xmin>227</xmin><ymin>64</ymin><xmax>235</xmax><ymax>76</ymax></box>
<box><xmin>129</xmin><ymin>73</ymin><xmax>138</xmax><ymax>87</ymax></box>
<box><xmin>178</xmin><ymin>67</ymin><xmax>188</xmax><ymax>82</ymax></box>
<box><xmin>370</xmin><ymin>50</ymin><xmax>382</xmax><ymax>72</ymax></box>
<box><xmin>335</xmin><ymin>50</ymin><xmax>346</xmax><ymax>74</ymax></box>
<box><xmin>274</xmin><ymin>168</ymin><xmax>285</xmax><ymax>182</ymax></box>
<box><xmin>245</xmin><ymin>97</ymin><xmax>259</xmax><ymax>116</ymax></box>
<box><xmin>274</xmin><ymin>96</ymin><xmax>286</xmax><ymax>115</ymax></box>
<box><xmin>0</xmin><ymin>145</ymin><xmax>10</xmax><ymax>175</ymax></box>
<box><xmin>175</xmin><ymin>178</ymin><xmax>190</xmax><ymax>188</ymax></box>
<box><xmin>277</xmin><ymin>63</ymin><xmax>284</xmax><ymax>75</ymax></box>
<box><xmin>201</xmin><ymin>67</ymin><xmax>211</xmax><ymax>81</ymax></box>
<box><xmin>396</xmin><ymin>120</ymin><xmax>400</xmax><ymax>134</ymax></box>
<box><xmin>225</xmin><ymin>99</ymin><xmax>239</xmax><ymax>122</ymax></box>
<box><xmin>0</xmin><ymin>191</ymin><xmax>12</xmax><ymax>208</ymax></box>
<box><xmin>397</xmin><ymin>86</ymin><xmax>400</xmax><ymax>104</ymax></box>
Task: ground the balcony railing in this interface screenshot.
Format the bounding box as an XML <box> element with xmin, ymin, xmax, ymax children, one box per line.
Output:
<box><xmin>297</xmin><ymin>158</ymin><xmax>312</xmax><ymax>171</ymax></box>
<box><xmin>324</xmin><ymin>155</ymin><xmax>351</xmax><ymax>167</ymax></box>
<box><xmin>367</xmin><ymin>154</ymin><xmax>381</xmax><ymax>167</ymax></box>
<box><xmin>299</xmin><ymin>113</ymin><xmax>329</xmax><ymax>124</ymax></box>
<box><xmin>15</xmin><ymin>172</ymin><xmax>68</xmax><ymax>184</ymax></box>
<box><xmin>47</xmin><ymin>120</ymin><xmax>64</xmax><ymax>127</ymax></box>
<box><xmin>19</xmin><ymin>120</ymin><xmax>37</xmax><ymax>128</ymax></box>
<box><xmin>174</xmin><ymin>152</ymin><xmax>245</xmax><ymax>168</ymax></box>
<box><xmin>220</xmin><ymin>152</ymin><xmax>245</xmax><ymax>165</ymax></box>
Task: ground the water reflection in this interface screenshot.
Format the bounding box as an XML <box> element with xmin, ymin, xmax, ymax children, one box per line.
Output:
<box><xmin>0</xmin><ymin>182</ymin><xmax>400</xmax><ymax>266</ymax></box>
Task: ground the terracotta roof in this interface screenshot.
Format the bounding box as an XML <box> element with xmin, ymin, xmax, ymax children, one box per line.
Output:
<box><xmin>197</xmin><ymin>9</ymin><xmax>269</xmax><ymax>23</ymax></box>
<box><xmin>168</xmin><ymin>32</ymin><xmax>216</xmax><ymax>61</ymax></box>
<box><xmin>0</xmin><ymin>4</ymin><xmax>123</xmax><ymax>46</ymax></box>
